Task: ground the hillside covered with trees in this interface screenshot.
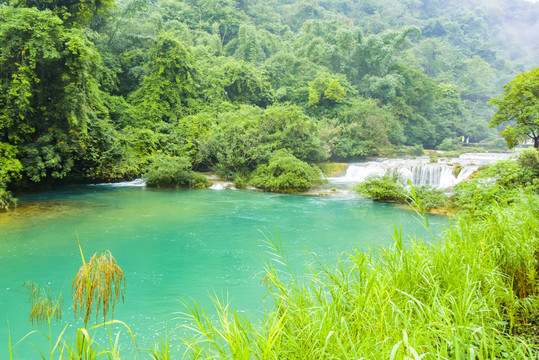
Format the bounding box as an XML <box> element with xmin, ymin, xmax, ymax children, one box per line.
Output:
<box><xmin>1</xmin><ymin>0</ymin><xmax>538</xmax><ymax>206</ymax></box>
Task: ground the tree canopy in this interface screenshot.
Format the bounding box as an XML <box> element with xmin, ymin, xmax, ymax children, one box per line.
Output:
<box><xmin>1</xmin><ymin>0</ymin><xmax>539</xmax><ymax>204</ymax></box>
<box><xmin>489</xmin><ymin>67</ymin><xmax>539</xmax><ymax>149</ymax></box>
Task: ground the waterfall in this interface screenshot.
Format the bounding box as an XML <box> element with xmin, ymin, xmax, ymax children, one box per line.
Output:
<box><xmin>331</xmin><ymin>152</ymin><xmax>513</xmax><ymax>189</ymax></box>
<box><xmin>93</xmin><ymin>178</ymin><xmax>147</xmax><ymax>187</ymax></box>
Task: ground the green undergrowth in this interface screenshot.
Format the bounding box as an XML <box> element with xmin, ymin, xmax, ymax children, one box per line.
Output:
<box><xmin>249</xmin><ymin>149</ymin><xmax>325</xmax><ymax>193</ymax></box>
<box><xmin>352</xmin><ymin>173</ymin><xmax>446</xmax><ymax>210</ymax></box>
<box><xmin>144</xmin><ymin>155</ymin><xmax>210</xmax><ymax>189</ymax></box>
<box><xmin>179</xmin><ymin>191</ymin><xmax>539</xmax><ymax>359</ymax></box>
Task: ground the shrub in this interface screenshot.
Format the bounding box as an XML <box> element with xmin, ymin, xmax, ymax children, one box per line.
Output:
<box><xmin>428</xmin><ymin>152</ymin><xmax>438</xmax><ymax>163</ymax></box>
<box><xmin>232</xmin><ymin>173</ymin><xmax>249</xmax><ymax>189</ymax></box>
<box><xmin>437</xmin><ymin>137</ymin><xmax>461</xmax><ymax>151</ymax></box>
<box><xmin>250</xmin><ymin>149</ymin><xmax>323</xmax><ymax>192</ymax></box>
<box><xmin>412</xmin><ymin>185</ymin><xmax>446</xmax><ymax>210</ymax></box>
<box><xmin>0</xmin><ymin>184</ymin><xmax>17</xmax><ymax>210</ymax></box>
<box><xmin>450</xmin><ymin>179</ymin><xmax>504</xmax><ymax>214</ymax></box>
<box><xmin>517</xmin><ymin>148</ymin><xmax>539</xmax><ymax>185</ymax></box>
<box><xmin>452</xmin><ymin>164</ymin><xmax>463</xmax><ymax>177</ymax></box>
<box><xmin>477</xmin><ymin>149</ymin><xmax>539</xmax><ymax>191</ymax></box>
<box><xmin>410</xmin><ymin>144</ymin><xmax>425</xmax><ymax>156</ymax></box>
<box><xmin>352</xmin><ymin>172</ymin><xmax>408</xmax><ymax>202</ymax></box>
<box><xmin>144</xmin><ymin>155</ymin><xmax>210</xmax><ymax>189</ymax></box>
<box><xmin>354</xmin><ymin>175</ymin><xmax>447</xmax><ymax>209</ymax></box>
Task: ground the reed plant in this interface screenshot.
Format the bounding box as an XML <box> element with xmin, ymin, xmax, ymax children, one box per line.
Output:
<box><xmin>23</xmin><ymin>281</ymin><xmax>63</xmax><ymax>327</ymax></box>
<box><xmin>8</xmin><ymin>241</ymin><xmax>137</xmax><ymax>359</ymax></box>
<box><xmin>73</xmin><ymin>249</ymin><xmax>126</xmax><ymax>327</ymax></box>
<box><xmin>179</xmin><ymin>190</ymin><xmax>539</xmax><ymax>359</ymax></box>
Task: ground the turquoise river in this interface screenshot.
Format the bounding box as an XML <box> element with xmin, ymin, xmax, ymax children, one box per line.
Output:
<box><xmin>0</xmin><ymin>184</ymin><xmax>448</xmax><ymax>358</ymax></box>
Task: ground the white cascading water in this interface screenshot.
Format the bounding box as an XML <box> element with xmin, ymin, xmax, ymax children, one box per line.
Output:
<box><xmin>331</xmin><ymin>152</ymin><xmax>513</xmax><ymax>189</ymax></box>
<box><xmin>93</xmin><ymin>178</ymin><xmax>147</xmax><ymax>187</ymax></box>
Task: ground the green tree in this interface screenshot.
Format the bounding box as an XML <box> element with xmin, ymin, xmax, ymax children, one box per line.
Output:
<box><xmin>0</xmin><ymin>6</ymin><xmax>120</xmax><ymax>183</ymax></box>
<box><xmin>308</xmin><ymin>74</ymin><xmax>348</xmax><ymax>107</ymax></box>
<box><xmin>202</xmin><ymin>58</ymin><xmax>274</xmax><ymax>108</ymax></box>
<box><xmin>128</xmin><ymin>32</ymin><xmax>198</xmax><ymax>125</ymax></box>
<box><xmin>201</xmin><ymin>104</ymin><xmax>328</xmax><ymax>176</ymax></box>
<box><xmin>9</xmin><ymin>0</ymin><xmax>116</xmax><ymax>26</ymax></box>
<box><xmin>488</xmin><ymin>67</ymin><xmax>539</xmax><ymax>149</ymax></box>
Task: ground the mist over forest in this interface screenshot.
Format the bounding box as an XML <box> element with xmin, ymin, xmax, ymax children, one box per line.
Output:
<box><xmin>1</xmin><ymin>0</ymin><xmax>538</xmax><ymax>198</ymax></box>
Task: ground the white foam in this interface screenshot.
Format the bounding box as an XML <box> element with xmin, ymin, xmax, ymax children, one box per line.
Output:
<box><xmin>209</xmin><ymin>182</ymin><xmax>235</xmax><ymax>190</ymax></box>
<box><xmin>93</xmin><ymin>178</ymin><xmax>147</xmax><ymax>187</ymax></box>
<box><xmin>330</xmin><ymin>152</ymin><xmax>513</xmax><ymax>189</ymax></box>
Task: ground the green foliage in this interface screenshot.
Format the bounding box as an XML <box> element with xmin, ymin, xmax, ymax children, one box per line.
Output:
<box><xmin>437</xmin><ymin>138</ymin><xmax>461</xmax><ymax>151</ymax></box>
<box><xmin>128</xmin><ymin>32</ymin><xmax>197</xmax><ymax>124</ymax></box>
<box><xmin>428</xmin><ymin>151</ymin><xmax>438</xmax><ymax>163</ymax></box>
<box><xmin>307</xmin><ymin>73</ymin><xmax>348</xmax><ymax>107</ymax></box>
<box><xmin>0</xmin><ymin>5</ymin><xmax>122</xmax><ymax>184</ymax></box>
<box><xmin>144</xmin><ymin>155</ymin><xmax>210</xmax><ymax>189</ymax></box>
<box><xmin>2</xmin><ymin>0</ymin><xmax>539</xmax><ymax>198</ymax></box>
<box><xmin>318</xmin><ymin>163</ymin><xmax>348</xmax><ymax>177</ymax></box>
<box><xmin>352</xmin><ymin>172</ymin><xmax>408</xmax><ymax>202</ymax></box>
<box><xmin>202</xmin><ymin>104</ymin><xmax>329</xmax><ymax>176</ymax></box>
<box><xmin>450</xmin><ymin>150</ymin><xmax>539</xmax><ymax>214</ymax></box>
<box><xmin>409</xmin><ymin>144</ymin><xmax>425</xmax><ymax>156</ymax></box>
<box><xmin>452</xmin><ymin>164</ymin><xmax>463</xmax><ymax>177</ymax></box>
<box><xmin>322</xmin><ymin>98</ymin><xmax>404</xmax><ymax>159</ymax></box>
<box><xmin>480</xmin><ymin>149</ymin><xmax>539</xmax><ymax>189</ymax></box>
<box><xmin>249</xmin><ymin>149</ymin><xmax>323</xmax><ymax>193</ymax></box>
<box><xmin>413</xmin><ymin>185</ymin><xmax>446</xmax><ymax>210</ymax></box>
<box><xmin>0</xmin><ymin>186</ymin><xmax>17</xmax><ymax>210</ymax></box>
<box><xmin>353</xmin><ymin>174</ymin><xmax>446</xmax><ymax>210</ymax></box>
<box><xmin>489</xmin><ymin>68</ymin><xmax>539</xmax><ymax>149</ymax></box>
<box><xmin>202</xmin><ymin>58</ymin><xmax>274</xmax><ymax>108</ymax></box>
<box><xmin>11</xmin><ymin>0</ymin><xmax>116</xmax><ymax>26</ymax></box>
<box><xmin>517</xmin><ymin>148</ymin><xmax>539</xmax><ymax>182</ymax></box>
<box><xmin>0</xmin><ymin>143</ymin><xmax>22</xmax><ymax>184</ymax></box>
<box><xmin>391</xmin><ymin>144</ymin><xmax>425</xmax><ymax>157</ymax></box>
<box><xmin>450</xmin><ymin>179</ymin><xmax>505</xmax><ymax>216</ymax></box>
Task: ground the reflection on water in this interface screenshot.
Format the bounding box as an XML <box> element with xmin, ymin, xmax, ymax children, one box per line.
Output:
<box><xmin>0</xmin><ymin>199</ymin><xmax>98</xmax><ymax>224</ymax></box>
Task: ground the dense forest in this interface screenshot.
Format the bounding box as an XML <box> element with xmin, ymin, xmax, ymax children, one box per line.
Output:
<box><xmin>1</xmin><ymin>0</ymin><xmax>539</xmax><ymax>206</ymax></box>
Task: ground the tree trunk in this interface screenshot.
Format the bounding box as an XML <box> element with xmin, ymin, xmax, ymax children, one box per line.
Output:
<box><xmin>534</xmin><ymin>136</ymin><xmax>539</xmax><ymax>149</ymax></box>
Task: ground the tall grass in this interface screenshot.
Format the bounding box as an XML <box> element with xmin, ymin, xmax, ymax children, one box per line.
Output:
<box><xmin>73</xmin><ymin>249</ymin><xmax>126</xmax><ymax>326</ymax></box>
<box><xmin>8</xmin><ymin>243</ymin><xmax>136</xmax><ymax>360</ymax></box>
<box><xmin>180</xmin><ymin>192</ymin><xmax>539</xmax><ymax>359</ymax></box>
<box><xmin>23</xmin><ymin>281</ymin><xmax>63</xmax><ymax>327</ymax></box>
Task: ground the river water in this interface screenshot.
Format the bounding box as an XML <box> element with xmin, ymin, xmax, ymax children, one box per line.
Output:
<box><xmin>1</xmin><ymin>183</ymin><xmax>448</xmax><ymax>358</ymax></box>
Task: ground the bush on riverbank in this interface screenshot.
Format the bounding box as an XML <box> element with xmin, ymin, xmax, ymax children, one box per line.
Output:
<box><xmin>144</xmin><ymin>155</ymin><xmax>210</xmax><ymax>189</ymax></box>
<box><xmin>250</xmin><ymin>149</ymin><xmax>324</xmax><ymax>192</ymax></box>
<box><xmin>352</xmin><ymin>172</ymin><xmax>409</xmax><ymax>202</ymax></box>
<box><xmin>352</xmin><ymin>173</ymin><xmax>447</xmax><ymax>210</ymax></box>
<box><xmin>450</xmin><ymin>149</ymin><xmax>539</xmax><ymax>214</ymax></box>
